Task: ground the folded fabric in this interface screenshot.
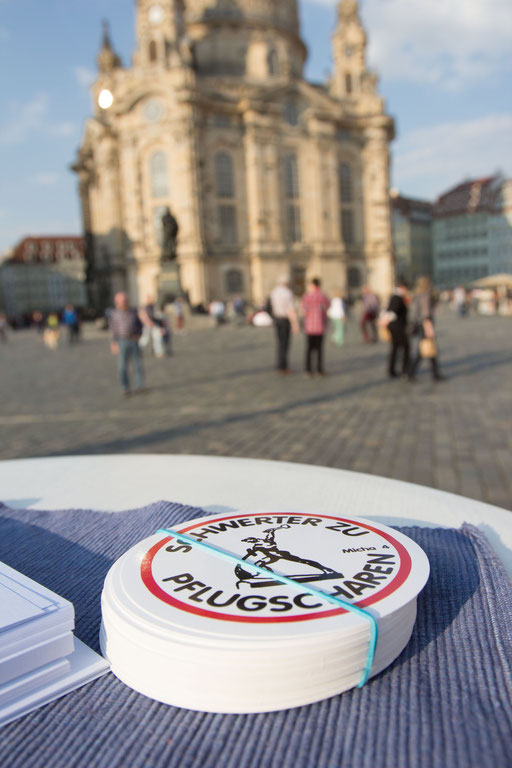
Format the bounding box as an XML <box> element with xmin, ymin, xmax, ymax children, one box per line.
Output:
<box><xmin>0</xmin><ymin>500</ymin><xmax>510</xmax><ymax>768</ymax></box>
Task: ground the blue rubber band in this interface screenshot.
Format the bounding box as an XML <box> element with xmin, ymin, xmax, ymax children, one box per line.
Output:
<box><xmin>156</xmin><ymin>527</ymin><xmax>378</xmax><ymax>688</ymax></box>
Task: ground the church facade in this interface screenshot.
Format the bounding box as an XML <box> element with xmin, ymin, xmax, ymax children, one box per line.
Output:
<box><xmin>73</xmin><ymin>0</ymin><xmax>395</xmax><ymax>310</ymax></box>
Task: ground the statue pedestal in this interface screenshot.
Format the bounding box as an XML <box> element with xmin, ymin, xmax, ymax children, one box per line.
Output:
<box><xmin>157</xmin><ymin>261</ymin><xmax>182</xmax><ymax>306</ymax></box>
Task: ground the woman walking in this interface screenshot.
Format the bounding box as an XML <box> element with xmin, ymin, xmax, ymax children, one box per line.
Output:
<box><xmin>409</xmin><ymin>276</ymin><xmax>445</xmax><ymax>382</ymax></box>
<box><xmin>329</xmin><ymin>292</ymin><xmax>346</xmax><ymax>347</ymax></box>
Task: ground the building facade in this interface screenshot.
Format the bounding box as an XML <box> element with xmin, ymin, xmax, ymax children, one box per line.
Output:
<box><xmin>433</xmin><ymin>175</ymin><xmax>512</xmax><ymax>288</ymax></box>
<box><xmin>73</xmin><ymin>0</ymin><xmax>395</xmax><ymax>311</ymax></box>
<box><xmin>0</xmin><ymin>237</ymin><xmax>86</xmax><ymax>320</ymax></box>
<box><xmin>391</xmin><ymin>191</ymin><xmax>433</xmax><ymax>287</ymax></box>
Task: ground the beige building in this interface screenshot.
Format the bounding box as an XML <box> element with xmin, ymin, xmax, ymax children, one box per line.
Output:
<box><xmin>73</xmin><ymin>0</ymin><xmax>395</xmax><ymax>310</ymax></box>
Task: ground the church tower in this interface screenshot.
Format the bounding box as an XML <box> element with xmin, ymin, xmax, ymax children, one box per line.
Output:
<box><xmin>331</xmin><ymin>0</ymin><xmax>376</xmax><ymax>99</ymax></box>
<box><xmin>134</xmin><ymin>0</ymin><xmax>186</xmax><ymax>68</ymax></box>
<box><xmin>74</xmin><ymin>0</ymin><xmax>395</xmax><ymax>311</ymax></box>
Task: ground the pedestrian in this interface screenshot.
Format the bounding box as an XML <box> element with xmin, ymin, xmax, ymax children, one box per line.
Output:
<box><xmin>360</xmin><ymin>285</ymin><xmax>379</xmax><ymax>343</ymax></box>
<box><xmin>453</xmin><ymin>285</ymin><xmax>467</xmax><ymax>317</ymax></box>
<box><xmin>409</xmin><ymin>276</ymin><xmax>445</xmax><ymax>382</ymax></box>
<box><xmin>385</xmin><ymin>278</ymin><xmax>410</xmax><ymax>379</ymax></box>
<box><xmin>0</xmin><ymin>313</ymin><xmax>8</xmax><ymax>342</ymax></box>
<box><xmin>173</xmin><ymin>297</ymin><xmax>185</xmax><ymax>334</ymax></box>
<box><xmin>209</xmin><ymin>300</ymin><xmax>225</xmax><ymax>327</ymax></box>
<box><xmin>62</xmin><ymin>304</ymin><xmax>79</xmax><ymax>344</ymax></box>
<box><xmin>269</xmin><ymin>275</ymin><xmax>299</xmax><ymax>374</ymax></box>
<box><xmin>33</xmin><ymin>310</ymin><xmax>45</xmax><ymax>334</ymax></box>
<box><xmin>109</xmin><ymin>292</ymin><xmax>145</xmax><ymax>396</ymax></box>
<box><xmin>301</xmin><ymin>277</ymin><xmax>330</xmax><ymax>377</ymax></box>
<box><xmin>139</xmin><ymin>296</ymin><xmax>164</xmax><ymax>357</ymax></box>
<box><xmin>233</xmin><ymin>296</ymin><xmax>246</xmax><ymax>326</ymax></box>
<box><xmin>328</xmin><ymin>291</ymin><xmax>346</xmax><ymax>346</ymax></box>
<box><xmin>44</xmin><ymin>313</ymin><xmax>60</xmax><ymax>350</ymax></box>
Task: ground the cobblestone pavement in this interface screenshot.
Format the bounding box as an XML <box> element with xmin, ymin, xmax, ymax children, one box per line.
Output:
<box><xmin>0</xmin><ymin>308</ymin><xmax>511</xmax><ymax>510</ymax></box>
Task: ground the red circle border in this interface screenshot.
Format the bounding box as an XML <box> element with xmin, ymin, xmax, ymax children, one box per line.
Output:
<box><xmin>140</xmin><ymin>513</ymin><xmax>412</xmax><ymax>624</ymax></box>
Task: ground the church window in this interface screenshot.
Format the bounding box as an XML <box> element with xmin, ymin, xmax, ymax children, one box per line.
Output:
<box><xmin>286</xmin><ymin>205</ymin><xmax>302</xmax><ymax>243</ymax></box>
<box><xmin>284</xmin><ymin>153</ymin><xmax>301</xmax><ymax>242</ymax></box>
<box><xmin>268</xmin><ymin>49</ymin><xmax>279</xmax><ymax>76</ymax></box>
<box><xmin>284</xmin><ymin>103</ymin><xmax>299</xmax><ymax>127</ymax></box>
<box><xmin>215</xmin><ymin>152</ymin><xmax>235</xmax><ymax>198</ymax></box>
<box><xmin>153</xmin><ymin>205</ymin><xmax>167</xmax><ymax>244</ymax></box>
<box><xmin>341</xmin><ymin>209</ymin><xmax>355</xmax><ymax>245</ymax></box>
<box><xmin>345</xmin><ymin>73</ymin><xmax>353</xmax><ymax>94</ymax></box>
<box><xmin>225</xmin><ymin>268</ymin><xmax>243</xmax><ymax>294</ymax></box>
<box><xmin>214</xmin><ymin>114</ymin><xmax>232</xmax><ymax>128</ymax></box>
<box><xmin>338</xmin><ymin>163</ymin><xmax>353</xmax><ymax>203</ymax></box>
<box><xmin>149</xmin><ymin>40</ymin><xmax>158</xmax><ymax>62</ymax></box>
<box><xmin>150</xmin><ymin>152</ymin><xmax>169</xmax><ymax>198</ymax></box>
<box><xmin>284</xmin><ymin>154</ymin><xmax>299</xmax><ymax>199</ymax></box>
<box><xmin>219</xmin><ymin>204</ymin><xmax>238</xmax><ymax>245</ymax></box>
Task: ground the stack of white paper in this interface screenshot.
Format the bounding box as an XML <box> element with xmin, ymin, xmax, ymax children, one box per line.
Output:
<box><xmin>0</xmin><ymin>562</ymin><xmax>109</xmax><ymax>727</ymax></box>
<box><xmin>101</xmin><ymin>511</ymin><xmax>429</xmax><ymax>713</ymax></box>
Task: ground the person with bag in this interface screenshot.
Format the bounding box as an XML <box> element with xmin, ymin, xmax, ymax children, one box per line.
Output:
<box><xmin>386</xmin><ymin>278</ymin><xmax>410</xmax><ymax>379</ymax></box>
<box><xmin>409</xmin><ymin>276</ymin><xmax>446</xmax><ymax>382</ymax></box>
<box><xmin>360</xmin><ymin>285</ymin><xmax>380</xmax><ymax>343</ymax></box>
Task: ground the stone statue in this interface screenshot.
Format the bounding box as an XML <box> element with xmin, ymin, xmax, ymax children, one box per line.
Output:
<box><xmin>161</xmin><ymin>207</ymin><xmax>179</xmax><ymax>262</ymax></box>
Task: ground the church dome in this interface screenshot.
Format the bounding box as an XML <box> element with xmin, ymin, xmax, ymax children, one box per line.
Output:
<box><xmin>185</xmin><ymin>0</ymin><xmax>300</xmax><ymax>36</ymax></box>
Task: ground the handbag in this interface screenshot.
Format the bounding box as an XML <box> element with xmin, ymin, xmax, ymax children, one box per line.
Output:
<box><xmin>419</xmin><ymin>338</ymin><xmax>437</xmax><ymax>358</ymax></box>
<box><xmin>378</xmin><ymin>325</ymin><xmax>391</xmax><ymax>342</ymax></box>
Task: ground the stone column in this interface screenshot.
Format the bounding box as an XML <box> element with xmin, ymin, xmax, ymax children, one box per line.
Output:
<box><xmin>362</xmin><ymin>118</ymin><xmax>394</xmax><ymax>299</ymax></box>
<box><xmin>243</xmin><ymin>112</ymin><xmax>269</xmax><ymax>304</ymax></box>
<box><xmin>171</xmin><ymin>99</ymin><xmax>207</xmax><ymax>305</ymax></box>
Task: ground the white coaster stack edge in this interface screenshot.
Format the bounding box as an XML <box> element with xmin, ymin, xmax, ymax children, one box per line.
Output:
<box><xmin>100</xmin><ymin>511</ymin><xmax>429</xmax><ymax>713</ymax></box>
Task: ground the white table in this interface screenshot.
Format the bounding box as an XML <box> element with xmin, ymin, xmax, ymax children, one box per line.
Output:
<box><xmin>1</xmin><ymin>454</ymin><xmax>511</xmax><ymax>578</ymax></box>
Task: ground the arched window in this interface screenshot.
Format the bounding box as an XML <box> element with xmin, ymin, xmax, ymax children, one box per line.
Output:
<box><xmin>150</xmin><ymin>152</ymin><xmax>169</xmax><ymax>198</ymax></box>
<box><xmin>215</xmin><ymin>152</ymin><xmax>235</xmax><ymax>198</ymax></box>
<box><xmin>284</xmin><ymin>154</ymin><xmax>299</xmax><ymax>199</ymax></box>
<box><xmin>149</xmin><ymin>40</ymin><xmax>158</xmax><ymax>63</ymax></box>
<box><xmin>225</xmin><ymin>268</ymin><xmax>243</xmax><ymax>293</ymax></box>
<box><xmin>284</xmin><ymin>102</ymin><xmax>299</xmax><ymax>126</ymax></box>
<box><xmin>338</xmin><ymin>162</ymin><xmax>353</xmax><ymax>203</ymax></box>
<box><xmin>284</xmin><ymin>153</ymin><xmax>301</xmax><ymax>242</ymax></box>
<box><xmin>345</xmin><ymin>72</ymin><xmax>353</xmax><ymax>94</ymax></box>
<box><xmin>341</xmin><ymin>210</ymin><xmax>355</xmax><ymax>244</ymax></box>
<box><xmin>218</xmin><ymin>205</ymin><xmax>238</xmax><ymax>244</ymax></box>
<box><xmin>268</xmin><ymin>49</ymin><xmax>279</xmax><ymax>76</ymax></box>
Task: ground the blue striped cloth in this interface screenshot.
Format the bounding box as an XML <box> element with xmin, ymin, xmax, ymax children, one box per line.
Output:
<box><xmin>0</xmin><ymin>500</ymin><xmax>511</xmax><ymax>768</ymax></box>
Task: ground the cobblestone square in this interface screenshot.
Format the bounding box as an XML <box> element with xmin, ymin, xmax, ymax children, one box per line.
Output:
<box><xmin>1</xmin><ymin>309</ymin><xmax>511</xmax><ymax>511</ymax></box>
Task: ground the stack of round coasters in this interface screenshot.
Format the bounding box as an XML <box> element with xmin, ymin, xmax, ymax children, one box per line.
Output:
<box><xmin>100</xmin><ymin>511</ymin><xmax>429</xmax><ymax>713</ymax></box>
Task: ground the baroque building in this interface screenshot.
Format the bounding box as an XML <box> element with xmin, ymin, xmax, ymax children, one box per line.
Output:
<box><xmin>73</xmin><ymin>0</ymin><xmax>395</xmax><ymax>310</ymax></box>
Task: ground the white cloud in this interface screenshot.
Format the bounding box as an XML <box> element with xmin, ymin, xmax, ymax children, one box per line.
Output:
<box><xmin>32</xmin><ymin>172</ymin><xmax>60</xmax><ymax>187</ymax></box>
<box><xmin>0</xmin><ymin>93</ymin><xmax>48</xmax><ymax>145</ymax></box>
<box><xmin>0</xmin><ymin>93</ymin><xmax>77</xmax><ymax>145</ymax></box>
<box><xmin>50</xmin><ymin>122</ymin><xmax>76</xmax><ymax>137</ymax></box>
<box><xmin>393</xmin><ymin>113</ymin><xmax>512</xmax><ymax>198</ymax></box>
<box><xmin>74</xmin><ymin>66</ymin><xmax>95</xmax><ymax>89</ymax></box>
<box><xmin>307</xmin><ymin>0</ymin><xmax>512</xmax><ymax>89</ymax></box>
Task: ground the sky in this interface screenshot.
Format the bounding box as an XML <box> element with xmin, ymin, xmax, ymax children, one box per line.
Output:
<box><xmin>0</xmin><ymin>0</ymin><xmax>511</xmax><ymax>254</ymax></box>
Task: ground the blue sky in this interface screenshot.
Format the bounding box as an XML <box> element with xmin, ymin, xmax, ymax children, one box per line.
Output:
<box><xmin>1</xmin><ymin>0</ymin><xmax>511</xmax><ymax>254</ymax></box>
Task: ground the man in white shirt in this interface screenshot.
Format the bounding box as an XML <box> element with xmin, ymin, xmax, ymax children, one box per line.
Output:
<box><xmin>269</xmin><ymin>276</ymin><xmax>299</xmax><ymax>374</ymax></box>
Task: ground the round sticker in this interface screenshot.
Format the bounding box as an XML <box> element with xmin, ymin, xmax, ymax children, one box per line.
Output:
<box><xmin>140</xmin><ymin>512</ymin><xmax>425</xmax><ymax>625</ymax></box>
